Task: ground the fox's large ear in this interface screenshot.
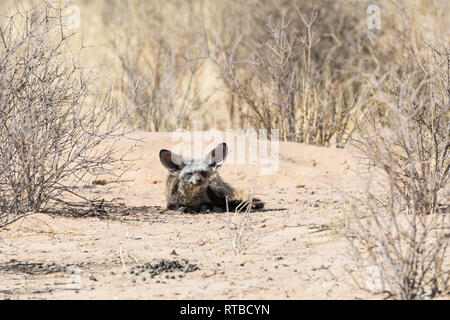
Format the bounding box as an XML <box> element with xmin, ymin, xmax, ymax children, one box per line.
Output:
<box><xmin>204</xmin><ymin>143</ymin><xmax>228</xmax><ymax>171</ymax></box>
<box><xmin>159</xmin><ymin>149</ymin><xmax>185</xmax><ymax>174</ymax></box>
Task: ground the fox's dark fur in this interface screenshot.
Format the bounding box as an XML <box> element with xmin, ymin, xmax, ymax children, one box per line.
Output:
<box><xmin>160</xmin><ymin>143</ymin><xmax>263</xmax><ymax>213</ymax></box>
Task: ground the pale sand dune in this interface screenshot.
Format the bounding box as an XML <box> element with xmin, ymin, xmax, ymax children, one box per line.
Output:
<box><xmin>0</xmin><ymin>132</ymin><xmax>373</xmax><ymax>299</ymax></box>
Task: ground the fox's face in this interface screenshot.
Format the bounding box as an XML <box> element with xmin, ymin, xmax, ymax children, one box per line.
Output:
<box><xmin>179</xmin><ymin>162</ymin><xmax>212</xmax><ymax>186</ymax></box>
<box><xmin>159</xmin><ymin>143</ymin><xmax>228</xmax><ymax>187</ymax></box>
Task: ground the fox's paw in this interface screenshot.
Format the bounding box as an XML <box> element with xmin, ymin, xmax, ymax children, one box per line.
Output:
<box><xmin>167</xmin><ymin>203</ymin><xmax>179</xmax><ymax>211</ymax></box>
<box><xmin>179</xmin><ymin>206</ymin><xmax>204</xmax><ymax>214</ymax></box>
<box><xmin>200</xmin><ymin>204</ymin><xmax>214</xmax><ymax>214</ymax></box>
<box><xmin>178</xmin><ymin>206</ymin><xmax>193</xmax><ymax>214</ymax></box>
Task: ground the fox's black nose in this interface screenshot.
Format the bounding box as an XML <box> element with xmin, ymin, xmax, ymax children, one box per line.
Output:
<box><xmin>192</xmin><ymin>175</ymin><xmax>203</xmax><ymax>185</ymax></box>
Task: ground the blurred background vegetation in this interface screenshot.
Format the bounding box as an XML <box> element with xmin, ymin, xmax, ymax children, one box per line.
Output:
<box><xmin>1</xmin><ymin>0</ymin><xmax>449</xmax><ymax>146</ymax></box>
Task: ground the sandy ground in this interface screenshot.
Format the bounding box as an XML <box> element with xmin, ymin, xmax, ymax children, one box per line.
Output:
<box><xmin>0</xmin><ymin>132</ymin><xmax>381</xmax><ymax>299</ymax></box>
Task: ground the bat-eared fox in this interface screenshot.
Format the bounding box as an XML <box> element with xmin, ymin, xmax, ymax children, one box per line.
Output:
<box><xmin>159</xmin><ymin>143</ymin><xmax>264</xmax><ymax>213</ymax></box>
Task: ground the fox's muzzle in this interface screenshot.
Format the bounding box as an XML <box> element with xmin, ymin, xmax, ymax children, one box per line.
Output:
<box><xmin>191</xmin><ymin>176</ymin><xmax>205</xmax><ymax>185</ymax></box>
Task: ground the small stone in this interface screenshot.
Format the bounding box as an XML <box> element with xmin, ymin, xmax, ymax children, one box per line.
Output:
<box><xmin>89</xmin><ymin>275</ymin><xmax>97</xmax><ymax>281</ymax></box>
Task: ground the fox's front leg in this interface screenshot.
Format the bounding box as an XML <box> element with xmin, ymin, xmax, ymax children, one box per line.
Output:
<box><xmin>167</xmin><ymin>194</ymin><xmax>180</xmax><ymax>210</ymax></box>
<box><xmin>168</xmin><ymin>200</ymin><xmax>194</xmax><ymax>214</ymax></box>
<box><xmin>167</xmin><ymin>196</ymin><xmax>197</xmax><ymax>214</ymax></box>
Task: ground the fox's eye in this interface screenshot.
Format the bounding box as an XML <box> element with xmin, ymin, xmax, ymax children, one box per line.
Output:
<box><xmin>200</xmin><ymin>171</ymin><xmax>209</xmax><ymax>177</ymax></box>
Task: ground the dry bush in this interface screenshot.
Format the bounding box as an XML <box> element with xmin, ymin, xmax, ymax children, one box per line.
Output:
<box><xmin>0</xmin><ymin>1</ymin><xmax>129</xmax><ymax>228</ymax></box>
<box><xmin>348</xmin><ymin>198</ymin><xmax>449</xmax><ymax>299</ymax></box>
<box><xmin>69</xmin><ymin>0</ymin><xmax>447</xmax><ymax>149</ymax></box>
<box><xmin>88</xmin><ymin>0</ymin><xmax>373</xmax><ymax>144</ymax></box>
<box><xmin>199</xmin><ymin>0</ymin><xmax>369</xmax><ymax>145</ymax></box>
<box><xmin>347</xmin><ymin>43</ymin><xmax>450</xmax><ymax>299</ymax></box>
<box><xmin>103</xmin><ymin>0</ymin><xmax>211</xmax><ymax>131</ymax></box>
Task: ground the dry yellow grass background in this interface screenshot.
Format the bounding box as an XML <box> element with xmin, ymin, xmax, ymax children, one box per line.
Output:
<box><xmin>1</xmin><ymin>0</ymin><xmax>449</xmax><ymax>139</ymax></box>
